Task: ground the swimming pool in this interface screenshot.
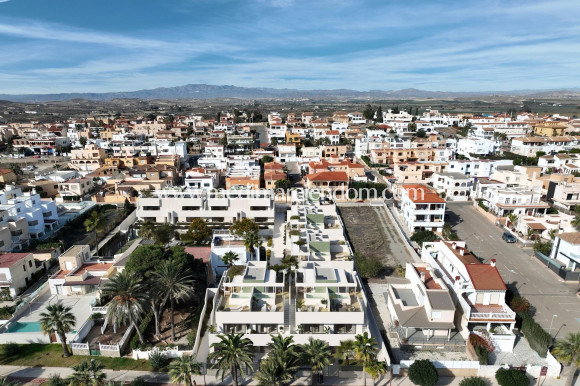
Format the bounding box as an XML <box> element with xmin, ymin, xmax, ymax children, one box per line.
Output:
<box><xmin>5</xmin><ymin>321</ymin><xmax>42</xmax><ymax>333</ymax></box>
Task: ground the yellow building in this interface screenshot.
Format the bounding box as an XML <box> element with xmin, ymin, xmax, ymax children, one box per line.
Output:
<box><xmin>533</xmin><ymin>122</ymin><xmax>567</xmax><ymax>137</ymax></box>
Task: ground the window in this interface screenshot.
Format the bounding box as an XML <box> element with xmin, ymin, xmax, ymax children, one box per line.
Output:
<box><xmin>28</xmin><ymin>260</ymin><xmax>32</xmax><ymax>268</ymax></box>
<box><xmin>142</xmin><ymin>206</ymin><xmax>160</xmax><ymax>211</ymax></box>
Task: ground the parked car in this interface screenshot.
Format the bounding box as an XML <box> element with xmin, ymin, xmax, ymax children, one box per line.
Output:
<box><xmin>502</xmin><ymin>232</ymin><xmax>516</xmax><ymax>243</ymax></box>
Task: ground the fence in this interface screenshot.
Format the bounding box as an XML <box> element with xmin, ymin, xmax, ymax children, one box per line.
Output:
<box><xmin>192</xmin><ymin>287</ymin><xmax>217</xmax><ymax>358</ymax></box>
<box><xmin>71</xmin><ymin>318</ymin><xmax>95</xmax><ymax>344</ymax></box>
<box><xmin>133</xmin><ymin>346</ymin><xmax>194</xmax><ymax>360</ymax></box>
<box><xmin>534</xmin><ymin>251</ymin><xmax>580</xmax><ymax>281</ymax></box>
<box><xmin>71</xmin><ymin>342</ymin><xmax>90</xmax><ymax>356</ymax></box>
<box><xmin>382</xmin><ymin>202</ymin><xmax>421</xmax><ymax>260</ymax></box>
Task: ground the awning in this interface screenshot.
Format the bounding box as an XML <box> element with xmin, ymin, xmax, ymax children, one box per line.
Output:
<box><xmin>527</xmin><ymin>223</ymin><xmax>547</xmax><ymax>231</ymax></box>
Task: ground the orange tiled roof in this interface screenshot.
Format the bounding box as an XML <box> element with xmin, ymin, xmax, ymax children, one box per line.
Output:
<box><xmin>307</xmin><ymin>171</ymin><xmax>348</xmax><ymax>182</ymax></box>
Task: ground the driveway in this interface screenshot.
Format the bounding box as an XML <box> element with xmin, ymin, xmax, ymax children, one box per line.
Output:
<box><xmin>447</xmin><ymin>202</ymin><xmax>580</xmax><ymax>338</ymax></box>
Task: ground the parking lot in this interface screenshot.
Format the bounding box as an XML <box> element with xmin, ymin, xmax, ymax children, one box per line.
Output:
<box><xmin>447</xmin><ymin>202</ymin><xmax>580</xmax><ymax>338</ymax></box>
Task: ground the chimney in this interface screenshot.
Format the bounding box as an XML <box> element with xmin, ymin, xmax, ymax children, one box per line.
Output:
<box><xmin>460</xmin><ymin>248</ymin><xmax>465</xmax><ymax>256</ymax></box>
<box><xmin>491</xmin><ymin>258</ymin><xmax>496</xmax><ymax>267</ymax></box>
<box><xmin>452</xmin><ymin>242</ymin><xmax>457</xmax><ymax>249</ymax></box>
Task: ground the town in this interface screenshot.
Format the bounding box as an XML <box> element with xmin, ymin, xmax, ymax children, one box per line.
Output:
<box><xmin>0</xmin><ymin>102</ymin><xmax>578</xmax><ymax>385</ymax></box>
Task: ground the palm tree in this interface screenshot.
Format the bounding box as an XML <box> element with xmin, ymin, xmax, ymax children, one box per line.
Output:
<box><xmin>208</xmin><ymin>332</ymin><xmax>254</xmax><ymax>386</ymax></box>
<box><xmin>301</xmin><ymin>337</ymin><xmax>331</xmax><ymax>385</ymax></box>
<box><xmin>139</xmin><ymin>219</ymin><xmax>156</xmax><ymax>239</ymax></box>
<box><xmin>244</xmin><ymin>230</ymin><xmax>262</xmax><ymax>260</ymax></box>
<box><xmin>102</xmin><ymin>270</ymin><xmax>148</xmax><ymax>344</ymax></box>
<box><xmin>507</xmin><ymin>213</ymin><xmax>518</xmax><ymax>230</ymax></box>
<box><xmin>0</xmin><ymin>377</ymin><xmax>18</xmax><ymax>386</ymax></box>
<box><xmin>552</xmin><ymin>332</ymin><xmax>580</xmax><ymax>386</ymax></box>
<box><xmin>572</xmin><ymin>215</ymin><xmax>580</xmax><ymax>230</ymax></box>
<box><xmin>254</xmin><ymin>357</ymin><xmax>283</xmax><ymax>386</ymax></box>
<box><xmin>40</xmin><ymin>302</ymin><xmax>76</xmax><ymax>357</ymax></box>
<box><xmin>47</xmin><ymin>374</ymin><xmax>68</xmax><ymax>386</ymax></box>
<box><xmin>221</xmin><ymin>251</ymin><xmax>239</xmax><ymax>267</ymax></box>
<box><xmin>168</xmin><ymin>355</ymin><xmax>203</xmax><ymax>386</ymax></box>
<box><xmin>336</xmin><ymin>339</ymin><xmax>356</xmax><ymax>366</ymax></box>
<box><xmin>365</xmin><ymin>360</ymin><xmax>389</xmax><ymax>386</ymax></box>
<box><xmin>262</xmin><ymin>334</ymin><xmax>301</xmax><ymax>385</ymax></box>
<box><xmin>549</xmin><ymin>228</ymin><xmax>558</xmax><ymax>240</ymax></box>
<box><xmin>152</xmin><ymin>260</ymin><xmax>195</xmax><ymax>341</ymax></box>
<box><xmin>526</xmin><ymin>227</ymin><xmax>536</xmax><ymax>240</ymax></box>
<box><xmin>354</xmin><ymin>332</ymin><xmax>379</xmax><ymax>386</ymax></box>
<box><xmin>69</xmin><ymin>360</ymin><xmax>107</xmax><ymax>386</ymax></box>
<box><xmin>84</xmin><ymin>210</ymin><xmax>105</xmax><ymax>247</ymax></box>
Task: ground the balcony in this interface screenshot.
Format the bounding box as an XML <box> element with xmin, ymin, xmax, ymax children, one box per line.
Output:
<box><xmin>467</xmin><ymin>303</ymin><xmax>516</xmax><ymax>322</ymax></box>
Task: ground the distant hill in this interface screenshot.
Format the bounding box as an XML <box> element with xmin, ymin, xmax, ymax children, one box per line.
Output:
<box><xmin>1</xmin><ymin>84</ymin><xmax>579</xmax><ymax>103</ymax></box>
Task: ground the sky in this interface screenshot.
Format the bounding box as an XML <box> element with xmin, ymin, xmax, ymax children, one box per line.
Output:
<box><xmin>0</xmin><ymin>0</ymin><xmax>579</xmax><ymax>94</ymax></box>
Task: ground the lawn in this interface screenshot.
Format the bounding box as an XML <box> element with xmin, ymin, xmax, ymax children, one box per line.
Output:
<box><xmin>0</xmin><ymin>344</ymin><xmax>154</xmax><ymax>371</ymax></box>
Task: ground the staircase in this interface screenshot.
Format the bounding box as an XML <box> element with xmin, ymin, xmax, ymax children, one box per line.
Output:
<box><xmin>289</xmin><ymin>295</ymin><xmax>296</xmax><ymax>333</ymax></box>
<box><xmin>283</xmin><ymin>296</ymin><xmax>290</xmax><ymax>333</ymax></box>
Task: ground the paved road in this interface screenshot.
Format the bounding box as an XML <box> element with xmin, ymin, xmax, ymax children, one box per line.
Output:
<box><xmin>447</xmin><ymin>202</ymin><xmax>580</xmax><ymax>338</ymax></box>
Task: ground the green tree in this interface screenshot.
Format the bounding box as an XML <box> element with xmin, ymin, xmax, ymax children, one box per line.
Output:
<box><xmin>153</xmin><ymin>223</ymin><xmax>174</xmax><ymax>245</ymax></box>
<box><xmin>40</xmin><ymin>302</ymin><xmax>76</xmax><ymax>357</ymax></box>
<box><xmin>261</xmin><ymin>155</ymin><xmax>274</xmax><ymax>164</ymax></box>
<box><xmin>572</xmin><ymin>215</ymin><xmax>580</xmax><ymax>230</ymax></box>
<box><xmin>507</xmin><ymin>213</ymin><xmax>519</xmax><ymax>229</ymax></box>
<box><xmin>84</xmin><ymin>210</ymin><xmax>105</xmax><ymax>246</ymax></box>
<box><xmin>169</xmin><ymin>355</ymin><xmax>203</xmax><ymax>386</ymax></box>
<box><xmin>123</xmin><ymin>198</ymin><xmax>135</xmax><ymax>215</ymax></box>
<box><xmin>8</xmin><ymin>163</ymin><xmax>22</xmax><ymax>176</ymax></box>
<box><xmin>69</xmin><ymin>360</ymin><xmax>107</xmax><ymax>386</ymax></box>
<box><xmin>152</xmin><ymin>260</ymin><xmax>195</xmax><ymax>341</ymax></box>
<box><xmin>79</xmin><ymin>136</ymin><xmax>88</xmax><ymax>147</ymax></box>
<box><xmin>495</xmin><ymin>367</ymin><xmax>529</xmax><ymax>386</ymax></box>
<box><xmin>0</xmin><ymin>376</ymin><xmax>18</xmax><ymax>386</ymax></box>
<box><xmin>363</xmin><ymin>104</ymin><xmax>374</xmax><ymax>121</ymax></box>
<box><xmin>262</xmin><ymin>334</ymin><xmax>301</xmax><ymax>385</ymax></box>
<box><xmin>407</xmin><ymin>123</ymin><xmax>417</xmax><ymax>132</ymax></box>
<box><xmin>410</xmin><ymin>230</ymin><xmax>439</xmax><ymax>246</ymax></box>
<box><xmin>375</xmin><ymin>106</ymin><xmax>383</xmax><ymax>123</ymax></box>
<box><xmin>102</xmin><ymin>271</ymin><xmax>148</xmax><ymax>344</ymax></box>
<box><xmin>365</xmin><ymin>360</ymin><xmax>389</xmax><ymax>386</ymax></box>
<box><xmin>408</xmin><ymin>359</ymin><xmax>438</xmax><ymax>386</ymax></box>
<box><xmin>416</xmin><ymin>129</ymin><xmax>427</xmax><ymax>138</ymax></box>
<box><xmin>354</xmin><ymin>332</ymin><xmax>378</xmax><ymax>386</ymax></box>
<box><xmin>354</xmin><ymin>254</ymin><xmax>383</xmax><ymax>279</ymax></box>
<box><xmin>124</xmin><ymin>245</ymin><xmax>166</xmax><ymax>278</ymax></box>
<box><xmin>209</xmin><ymin>332</ymin><xmax>254</xmax><ymax>386</ymax></box>
<box><xmin>552</xmin><ymin>332</ymin><xmax>580</xmax><ymax>386</ymax></box>
<box><xmin>336</xmin><ymin>339</ymin><xmax>356</xmax><ymax>366</ymax></box>
<box><xmin>221</xmin><ymin>251</ymin><xmax>239</xmax><ymax>267</ymax></box>
<box><xmin>230</xmin><ymin>218</ymin><xmax>259</xmax><ymax>238</ymax></box>
<box><xmin>185</xmin><ymin>218</ymin><xmax>211</xmax><ymax>245</ymax></box>
<box><xmin>275</xmin><ymin>179</ymin><xmax>292</xmax><ymax>190</ymax></box>
<box><xmin>46</xmin><ymin>374</ymin><xmax>68</xmax><ymax>386</ymax></box>
<box><xmin>301</xmin><ymin>337</ymin><xmax>332</xmax><ymax>385</ymax></box>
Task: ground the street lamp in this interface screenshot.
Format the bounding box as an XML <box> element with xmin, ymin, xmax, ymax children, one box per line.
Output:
<box><xmin>549</xmin><ymin>314</ymin><xmax>558</xmax><ymax>335</ymax></box>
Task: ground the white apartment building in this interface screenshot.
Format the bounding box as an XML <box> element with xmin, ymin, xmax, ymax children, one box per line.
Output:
<box><xmin>400</xmin><ymin>184</ymin><xmax>446</xmax><ymax>233</ymax></box>
<box><xmin>348</xmin><ymin>112</ymin><xmax>366</xmax><ymax>124</ymax></box>
<box><xmin>0</xmin><ymin>252</ymin><xmax>41</xmax><ymax>297</ymax></box>
<box><xmin>136</xmin><ymin>189</ymin><xmax>275</xmax><ymax>226</ymax></box>
<box><xmin>550</xmin><ymin>232</ymin><xmax>580</xmax><ymax>273</ymax></box>
<box><xmin>184</xmin><ymin>168</ymin><xmax>219</xmax><ymax>190</ymax></box>
<box><xmin>422</xmin><ymin>241</ymin><xmax>517</xmax><ymax>351</ymax></box>
<box><xmin>0</xmin><ymin>187</ymin><xmax>59</xmax><ymax>249</ymax></box>
<box><xmin>551</xmin><ymin>182</ymin><xmax>580</xmax><ymax>212</ymax></box>
<box><xmin>482</xmin><ymin>186</ymin><xmax>549</xmax><ymax>217</ymax></box>
<box><xmin>510</xmin><ymin>136</ymin><xmax>580</xmax><ymax>157</ymax></box>
<box><xmin>446</xmin><ymin>159</ymin><xmax>513</xmax><ymax>178</ymax></box>
<box><xmin>456</xmin><ymin>137</ymin><xmax>498</xmax><ymax>157</ymax></box>
<box><xmin>268</xmin><ymin>124</ymin><xmax>288</xmax><ymax>143</ymax></box>
<box><xmin>431</xmin><ymin>172</ymin><xmax>473</xmax><ymax>201</ymax></box>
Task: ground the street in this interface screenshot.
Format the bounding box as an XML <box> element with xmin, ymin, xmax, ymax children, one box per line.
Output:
<box><xmin>447</xmin><ymin>202</ymin><xmax>580</xmax><ymax>338</ymax></box>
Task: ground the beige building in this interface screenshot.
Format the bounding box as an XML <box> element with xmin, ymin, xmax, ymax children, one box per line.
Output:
<box><xmin>68</xmin><ymin>144</ymin><xmax>107</xmax><ymax>171</ymax></box>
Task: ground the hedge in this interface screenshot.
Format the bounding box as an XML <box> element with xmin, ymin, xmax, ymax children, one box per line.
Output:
<box><xmin>474</xmin><ymin>345</ymin><xmax>488</xmax><ymax>365</ymax></box>
<box><xmin>520</xmin><ymin>313</ymin><xmax>551</xmax><ymax>357</ymax></box>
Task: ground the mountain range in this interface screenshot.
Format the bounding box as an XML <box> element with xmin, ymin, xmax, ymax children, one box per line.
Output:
<box><xmin>1</xmin><ymin>84</ymin><xmax>580</xmax><ymax>103</ymax></box>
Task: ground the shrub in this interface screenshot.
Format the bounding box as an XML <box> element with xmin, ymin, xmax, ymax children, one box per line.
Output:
<box><xmin>227</xmin><ymin>265</ymin><xmax>245</xmax><ymax>279</ymax></box>
<box><xmin>2</xmin><ymin>342</ymin><xmax>19</xmax><ymax>357</ymax></box>
<box><xmin>410</xmin><ymin>231</ymin><xmax>439</xmax><ymax>246</ymax></box>
<box><xmin>267</xmin><ymin>238</ymin><xmax>273</xmax><ymax>247</ymax></box>
<box><xmin>0</xmin><ymin>306</ymin><xmax>15</xmax><ymax>320</ymax></box>
<box><xmin>509</xmin><ymin>296</ymin><xmax>530</xmax><ymax>314</ymax></box>
<box><xmin>408</xmin><ymin>359</ymin><xmax>438</xmax><ymax>386</ymax></box>
<box><xmin>130</xmin><ymin>378</ymin><xmax>147</xmax><ymax>386</ymax></box>
<box><xmin>495</xmin><ymin>368</ymin><xmax>529</xmax><ymax>386</ymax></box>
<box><xmin>149</xmin><ymin>350</ymin><xmax>169</xmax><ymax>370</ymax></box>
<box><xmin>459</xmin><ymin>376</ymin><xmax>487</xmax><ymax>386</ymax></box>
<box><xmin>354</xmin><ymin>254</ymin><xmax>383</xmax><ymax>279</ymax></box>
<box><xmin>474</xmin><ymin>345</ymin><xmax>488</xmax><ymax>365</ymax></box>
<box><xmin>130</xmin><ymin>311</ymin><xmax>153</xmax><ymax>350</ymax></box>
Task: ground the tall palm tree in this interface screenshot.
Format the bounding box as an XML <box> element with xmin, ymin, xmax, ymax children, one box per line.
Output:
<box><xmin>244</xmin><ymin>230</ymin><xmax>262</xmax><ymax>260</ymax></box>
<box><xmin>262</xmin><ymin>334</ymin><xmax>301</xmax><ymax>385</ymax></box>
<box><xmin>69</xmin><ymin>360</ymin><xmax>107</xmax><ymax>386</ymax></box>
<box><xmin>365</xmin><ymin>360</ymin><xmax>389</xmax><ymax>386</ymax></box>
<box><xmin>152</xmin><ymin>260</ymin><xmax>195</xmax><ymax>341</ymax></box>
<box><xmin>168</xmin><ymin>355</ymin><xmax>203</xmax><ymax>386</ymax></box>
<box><xmin>221</xmin><ymin>251</ymin><xmax>239</xmax><ymax>267</ymax></box>
<box><xmin>102</xmin><ymin>270</ymin><xmax>148</xmax><ymax>344</ymax></box>
<box><xmin>84</xmin><ymin>210</ymin><xmax>105</xmax><ymax>247</ymax></box>
<box><xmin>254</xmin><ymin>355</ymin><xmax>298</xmax><ymax>386</ymax></box>
<box><xmin>39</xmin><ymin>302</ymin><xmax>76</xmax><ymax>357</ymax></box>
<box><xmin>552</xmin><ymin>332</ymin><xmax>580</xmax><ymax>386</ymax></box>
<box><xmin>336</xmin><ymin>339</ymin><xmax>356</xmax><ymax>366</ymax></box>
<box><xmin>301</xmin><ymin>337</ymin><xmax>332</xmax><ymax>385</ymax></box>
<box><xmin>208</xmin><ymin>332</ymin><xmax>254</xmax><ymax>386</ymax></box>
<box><xmin>354</xmin><ymin>332</ymin><xmax>379</xmax><ymax>386</ymax></box>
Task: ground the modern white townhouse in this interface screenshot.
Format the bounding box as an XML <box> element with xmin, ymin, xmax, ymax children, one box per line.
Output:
<box><xmin>210</xmin><ymin>230</ymin><xmax>256</xmax><ymax>277</ymax></box>
<box><xmin>0</xmin><ymin>187</ymin><xmax>59</xmax><ymax>250</ymax></box>
<box><xmin>268</xmin><ymin>124</ymin><xmax>288</xmax><ymax>143</ymax></box>
<box><xmin>136</xmin><ymin>189</ymin><xmax>275</xmax><ymax>227</ymax></box>
<box><xmin>445</xmin><ymin>159</ymin><xmax>513</xmax><ymax>178</ymax></box>
<box><xmin>456</xmin><ymin>137</ymin><xmax>498</xmax><ymax>157</ymax></box>
<box><xmin>400</xmin><ymin>184</ymin><xmax>446</xmax><ymax>233</ymax></box>
<box><xmin>550</xmin><ymin>232</ymin><xmax>580</xmax><ymax>273</ymax></box>
<box><xmin>422</xmin><ymin>241</ymin><xmax>517</xmax><ymax>351</ymax></box>
<box><xmin>386</xmin><ymin>262</ymin><xmax>456</xmax><ymax>344</ymax></box>
<box><xmin>550</xmin><ymin>181</ymin><xmax>580</xmax><ymax>212</ymax></box>
<box><xmin>184</xmin><ymin>168</ymin><xmax>219</xmax><ymax>190</ymax></box>
<box><xmin>431</xmin><ymin>172</ymin><xmax>473</xmax><ymax>201</ymax></box>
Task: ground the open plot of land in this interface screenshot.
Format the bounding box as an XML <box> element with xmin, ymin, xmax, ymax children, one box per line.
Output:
<box><xmin>339</xmin><ymin>205</ymin><xmax>414</xmax><ymax>272</ymax></box>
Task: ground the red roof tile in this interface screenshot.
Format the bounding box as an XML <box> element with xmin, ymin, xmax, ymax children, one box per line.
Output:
<box><xmin>465</xmin><ymin>265</ymin><xmax>506</xmax><ymax>291</ymax></box>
